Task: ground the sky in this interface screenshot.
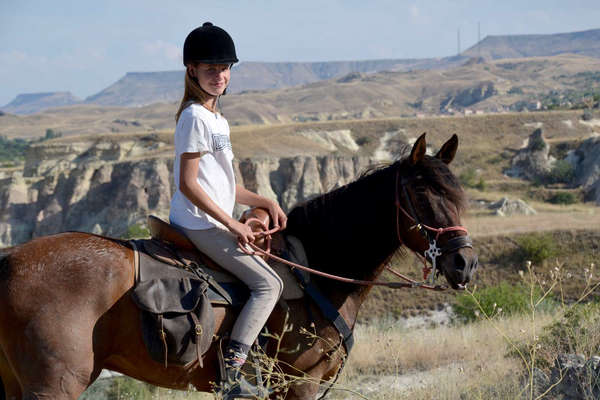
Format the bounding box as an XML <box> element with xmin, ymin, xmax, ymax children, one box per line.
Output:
<box><xmin>1</xmin><ymin>0</ymin><xmax>600</xmax><ymax>106</ymax></box>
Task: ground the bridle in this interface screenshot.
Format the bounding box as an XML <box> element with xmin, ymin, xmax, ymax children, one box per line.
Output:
<box><xmin>239</xmin><ymin>168</ymin><xmax>473</xmax><ymax>291</ymax></box>
<box><xmin>395</xmin><ymin>170</ymin><xmax>472</xmax><ymax>285</ymax></box>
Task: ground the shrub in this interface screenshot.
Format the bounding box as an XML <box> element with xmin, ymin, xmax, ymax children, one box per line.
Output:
<box><xmin>123</xmin><ymin>224</ymin><xmax>150</xmax><ymax>239</ymax></box>
<box><xmin>547</xmin><ymin>191</ymin><xmax>577</xmax><ymax>205</ymax></box>
<box><xmin>540</xmin><ymin>303</ymin><xmax>600</xmax><ymax>356</ymax></box>
<box><xmin>474</xmin><ymin>177</ymin><xmax>487</xmax><ymax>191</ymax></box>
<box><xmin>515</xmin><ymin>233</ymin><xmax>558</xmax><ymax>265</ymax></box>
<box><xmin>459</xmin><ymin>167</ymin><xmax>485</xmax><ymax>190</ymax></box>
<box><xmin>513</xmin><ymin>302</ymin><xmax>600</xmax><ymax>370</ymax></box>
<box><xmin>546</xmin><ymin>160</ymin><xmax>575</xmax><ymax>184</ymax></box>
<box><xmin>508</xmin><ymin>86</ymin><xmax>524</xmax><ymax>95</ymax></box>
<box><xmin>0</xmin><ymin>135</ymin><xmax>29</xmax><ymax>164</ymax></box>
<box><xmin>528</xmin><ymin>136</ymin><xmax>546</xmax><ymax>152</ymax></box>
<box><xmin>453</xmin><ymin>282</ymin><xmax>550</xmax><ymax>323</ymax></box>
<box><xmin>44</xmin><ymin>128</ymin><xmax>62</xmax><ymax>140</ymax></box>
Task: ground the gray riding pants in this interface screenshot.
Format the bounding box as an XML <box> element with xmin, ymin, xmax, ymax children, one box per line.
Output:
<box><xmin>181</xmin><ymin>226</ymin><xmax>284</xmax><ymax>347</ymax></box>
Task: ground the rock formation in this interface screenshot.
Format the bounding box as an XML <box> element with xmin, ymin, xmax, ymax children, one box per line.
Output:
<box><xmin>505</xmin><ymin>128</ymin><xmax>554</xmax><ymax>180</ymax></box>
<box><xmin>488</xmin><ymin>197</ymin><xmax>537</xmax><ymax>216</ymax></box>
<box><xmin>0</xmin><ymin>134</ymin><xmax>387</xmax><ymax>247</ymax></box>
<box><xmin>568</xmin><ymin>136</ymin><xmax>600</xmax><ymax>204</ymax></box>
<box><xmin>530</xmin><ymin>353</ymin><xmax>600</xmax><ymax>399</ymax></box>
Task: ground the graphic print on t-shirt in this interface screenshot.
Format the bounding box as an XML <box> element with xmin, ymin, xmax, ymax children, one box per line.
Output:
<box><xmin>212</xmin><ymin>134</ymin><xmax>232</xmax><ymax>152</ymax></box>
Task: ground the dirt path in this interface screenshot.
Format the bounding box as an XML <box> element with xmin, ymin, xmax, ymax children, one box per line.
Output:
<box><xmin>464</xmin><ymin>209</ymin><xmax>600</xmax><ymax>238</ymax></box>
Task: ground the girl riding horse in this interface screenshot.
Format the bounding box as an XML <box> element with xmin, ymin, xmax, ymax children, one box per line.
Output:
<box><xmin>170</xmin><ymin>22</ymin><xmax>288</xmax><ymax>399</ymax></box>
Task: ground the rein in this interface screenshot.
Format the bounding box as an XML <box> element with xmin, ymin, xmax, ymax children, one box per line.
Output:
<box><xmin>238</xmin><ymin>171</ymin><xmax>471</xmax><ymax>291</ymax></box>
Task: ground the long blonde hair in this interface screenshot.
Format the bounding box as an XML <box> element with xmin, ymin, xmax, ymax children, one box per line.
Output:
<box><xmin>175</xmin><ymin>67</ymin><xmax>213</xmax><ymax>122</ymax></box>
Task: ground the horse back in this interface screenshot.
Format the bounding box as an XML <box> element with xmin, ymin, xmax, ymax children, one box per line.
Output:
<box><xmin>0</xmin><ymin>232</ymin><xmax>135</xmax><ymax>325</ymax></box>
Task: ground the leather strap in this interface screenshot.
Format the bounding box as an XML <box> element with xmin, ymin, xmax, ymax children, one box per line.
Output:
<box><xmin>292</xmin><ymin>269</ymin><xmax>354</xmax><ymax>354</ymax></box>
<box><xmin>189</xmin><ymin>312</ymin><xmax>204</xmax><ymax>368</ymax></box>
<box><xmin>440</xmin><ymin>236</ymin><xmax>473</xmax><ymax>253</ymax></box>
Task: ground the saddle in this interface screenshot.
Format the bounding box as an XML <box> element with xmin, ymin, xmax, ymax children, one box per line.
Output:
<box><xmin>129</xmin><ymin>208</ymin><xmax>309</xmax><ymax>369</ymax></box>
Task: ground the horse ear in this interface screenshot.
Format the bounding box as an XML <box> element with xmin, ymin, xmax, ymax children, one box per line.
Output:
<box><xmin>409</xmin><ymin>133</ymin><xmax>427</xmax><ymax>165</ymax></box>
<box><xmin>435</xmin><ymin>134</ymin><xmax>458</xmax><ymax>164</ymax></box>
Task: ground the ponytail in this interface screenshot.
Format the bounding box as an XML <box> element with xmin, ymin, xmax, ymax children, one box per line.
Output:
<box><xmin>175</xmin><ymin>68</ymin><xmax>214</xmax><ymax>122</ymax></box>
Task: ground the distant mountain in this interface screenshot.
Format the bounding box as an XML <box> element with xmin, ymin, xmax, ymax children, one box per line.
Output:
<box><xmin>4</xmin><ymin>28</ymin><xmax>600</xmax><ymax>115</ymax></box>
<box><xmin>228</xmin><ymin>58</ymin><xmax>462</xmax><ymax>92</ymax></box>
<box><xmin>84</xmin><ymin>71</ymin><xmax>182</xmax><ymax>106</ymax></box>
<box><xmin>4</xmin><ymin>59</ymin><xmax>465</xmax><ymax>114</ymax></box>
<box><xmin>83</xmin><ymin>58</ymin><xmax>463</xmax><ymax>109</ymax></box>
<box><xmin>1</xmin><ymin>92</ymin><xmax>81</xmax><ymax>114</ymax></box>
<box><xmin>3</xmin><ymin>53</ymin><xmax>599</xmax><ymax>139</ymax></box>
<box><xmin>463</xmin><ymin>28</ymin><xmax>600</xmax><ymax>60</ymax></box>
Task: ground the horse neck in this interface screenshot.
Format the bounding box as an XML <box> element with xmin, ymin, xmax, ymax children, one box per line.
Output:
<box><xmin>286</xmin><ymin>164</ymin><xmax>401</xmax><ymax>296</ymax></box>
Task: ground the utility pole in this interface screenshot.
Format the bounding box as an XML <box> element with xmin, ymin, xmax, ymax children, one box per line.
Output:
<box><xmin>457</xmin><ymin>28</ymin><xmax>461</xmax><ymax>56</ymax></box>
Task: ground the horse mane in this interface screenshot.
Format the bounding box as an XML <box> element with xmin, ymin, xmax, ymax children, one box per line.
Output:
<box><xmin>284</xmin><ymin>147</ymin><xmax>465</xmax><ymax>288</ymax></box>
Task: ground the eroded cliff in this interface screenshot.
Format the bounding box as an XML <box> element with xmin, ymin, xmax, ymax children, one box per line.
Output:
<box><xmin>0</xmin><ymin>130</ymin><xmax>400</xmax><ymax>247</ymax></box>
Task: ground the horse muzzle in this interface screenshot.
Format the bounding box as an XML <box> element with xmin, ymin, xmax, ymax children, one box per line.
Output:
<box><xmin>440</xmin><ymin>248</ymin><xmax>479</xmax><ymax>290</ymax></box>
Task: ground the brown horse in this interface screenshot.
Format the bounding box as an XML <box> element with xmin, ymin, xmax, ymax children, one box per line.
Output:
<box><xmin>0</xmin><ymin>134</ymin><xmax>477</xmax><ymax>400</ymax></box>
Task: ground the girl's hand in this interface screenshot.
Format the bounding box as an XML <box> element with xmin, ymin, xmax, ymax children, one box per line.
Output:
<box><xmin>266</xmin><ymin>200</ymin><xmax>287</xmax><ymax>230</ymax></box>
<box><xmin>227</xmin><ymin>219</ymin><xmax>256</xmax><ymax>245</ymax></box>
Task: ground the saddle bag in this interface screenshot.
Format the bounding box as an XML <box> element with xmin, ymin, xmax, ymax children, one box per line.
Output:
<box><xmin>130</xmin><ymin>244</ymin><xmax>215</xmax><ymax>368</ymax></box>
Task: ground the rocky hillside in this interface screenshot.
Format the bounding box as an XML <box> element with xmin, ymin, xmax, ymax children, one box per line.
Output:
<box><xmin>463</xmin><ymin>28</ymin><xmax>600</xmax><ymax>60</ymax></box>
<box><xmin>2</xmin><ymin>54</ymin><xmax>599</xmax><ymax>139</ymax></box>
<box><xmin>0</xmin><ymin>128</ymin><xmax>390</xmax><ymax>247</ymax></box>
<box><xmin>1</xmin><ymin>110</ymin><xmax>599</xmax><ymax>247</ymax></box>
<box><xmin>3</xmin><ymin>58</ymin><xmax>462</xmax><ymax>114</ymax></box>
<box><xmin>1</xmin><ymin>92</ymin><xmax>82</xmax><ymax>114</ymax></box>
<box><xmin>84</xmin><ymin>72</ymin><xmax>182</xmax><ymax>107</ymax></box>
<box><xmin>213</xmin><ymin>54</ymin><xmax>600</xmax><ymax>125</ymax></box>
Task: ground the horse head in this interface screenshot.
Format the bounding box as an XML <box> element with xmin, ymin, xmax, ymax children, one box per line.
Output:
<box><xmin>395</xmin><ymin>133</ymin><xmax>478</xmax><ymax>290</ymax></box>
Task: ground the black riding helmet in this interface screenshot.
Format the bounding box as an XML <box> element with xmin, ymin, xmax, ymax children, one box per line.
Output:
<box><xmin>183</xmin><ymin>22</ymin><xmax>238</xmax><ymax>65</ymax></box>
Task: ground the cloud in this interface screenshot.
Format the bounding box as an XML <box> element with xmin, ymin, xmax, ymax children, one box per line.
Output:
<box><xmin>142</xmin><ymin>40</ymin><xmax>181</xmax><ymax>62</ymax></box>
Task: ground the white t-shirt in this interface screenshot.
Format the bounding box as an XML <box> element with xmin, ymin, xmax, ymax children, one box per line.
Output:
<box><xmin>169</xmin><ymin>103</ymin><xmax>236</xmax><ymax>230</ymax></box>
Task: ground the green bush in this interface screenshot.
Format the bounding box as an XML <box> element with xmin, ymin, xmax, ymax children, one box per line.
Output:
<box><xmin>508</xmin><ymin>86</ymin><xmax>524</xmax><ymax>95</ymax></box>
<box><xmin>123</xmin><ymin>224</ymin><xmax>150</xmax><ymax>239</ymax></box>
<box><xmin>515</xmin><ymin>233</ymin><xmax>558</xmax><ymax>265</ymax></box>
<box><xmin>459</xmin><ymin>168</ymin><xmax>477</xmax><ymax>186</ymax></box>
<box><xmin>547</xmin><ymin>191</ymin><xmax>577</xmax><ymax>205</ymax></box>
<box><xmin>453</xmin><ymin>282</ymin><xmax>552</xmax><ymax>323</ymax></box>
<box><xmin>546</xmin><ymin>160</ymin><xmax>575</xmax><ymax>184</ymax></box>
<box><xmin>474</xmin><ymin>177</ymin><xmax>487</xmax><ymax>191</ymax></box>
<box><xmin>529</xmin><ymin>136</ymin><xmax>546</xmax><ymax>152</ymax></box>
<box><xmin>0</xmin><ymin>135</ymin><xmax>29</xmax><ymax>164</ymax></box>
<box><xmin>512</xmin><ymin>302</ymin><xmax>600</xmax><ymax>370</ymax></box>
<box><xmin>44</xmin><ymin>128</ymin><xmax>62</xmax><ymax>140</ymax></box>
<box><xmin>459</xmin><ymin>168</ymin><xmax>485</xmax><ymax>190</ymax></box>
<box><xmin>540</xmin><ymin>302</ymin><xmax>600</xmax><ymax>356</ymax></box>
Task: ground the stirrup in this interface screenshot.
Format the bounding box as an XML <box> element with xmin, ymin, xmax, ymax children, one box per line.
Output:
<box><xmin>216</xmin><ymin>338</ymin><xmax>271</xmax><ymax>400</ymax></box>
<box><xmin>219</xmin><ymin>366</ymin><xmax>271</xmax><ymax>399</ymax></box>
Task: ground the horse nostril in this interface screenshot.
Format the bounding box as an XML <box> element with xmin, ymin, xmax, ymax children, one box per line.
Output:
<box><xmin>471</xmin><ymin>256</ymin><xmax>479</xmax><ymax>271</ymax></box>
<box><xmin>454</xmin><ymin>253</ymin><xmax>467</xmax><ymax>271</ymax></box>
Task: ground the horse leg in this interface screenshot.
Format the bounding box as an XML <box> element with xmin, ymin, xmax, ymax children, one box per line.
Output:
<box><xmin>0</xmin><ymin>313</ymin><xmax>96</xmax><ymax>400</ymax></box>
<box><xmin>0</xmin><ymin>348</ymin><xmax>22</xmax><ymax>400</ymax></box>
<box><xmin>279</xmin><ymin>361</ymin><xmax>343</xmax><ymax>400</ymax></box>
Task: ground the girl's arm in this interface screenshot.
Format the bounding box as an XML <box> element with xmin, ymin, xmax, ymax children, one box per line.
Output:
<box><xmin>179</xmin><ymin>153</ymin><xmax>256</xmax><ymax>244</ymax></box>
<box><xmin>236</xmin><ymin>185</ymin><xmax>287</xmax><ymax>230</ymax></box>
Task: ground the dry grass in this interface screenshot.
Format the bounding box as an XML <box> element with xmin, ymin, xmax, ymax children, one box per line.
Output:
<box><xmin>327</xmin><ymin>313</ymin><xmax>556</xmax><ymax>399</ymax></box>
<box><xmin>464</xmin><ymin>209</ymin><xmax>600</xmax><ymax>238</ymax></box>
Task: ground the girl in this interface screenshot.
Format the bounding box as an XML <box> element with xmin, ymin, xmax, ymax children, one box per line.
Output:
<box><xmin>169</xmin><ymin>22</ymin><xmax>285</xmax><ymax>399</ymax></box>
